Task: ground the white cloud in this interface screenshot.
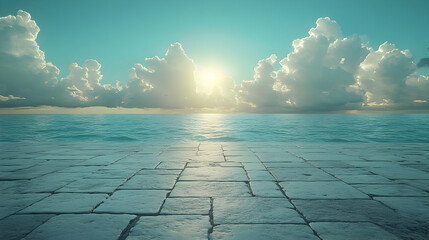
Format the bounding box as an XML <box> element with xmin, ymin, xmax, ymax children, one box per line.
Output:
<box><xmin>0</xmin><ymin>10</ymin><xmax>123</xmax><ymax>108</ymax></box>
<box><xmin>238</xmin><ymin>54</ymin><xmax>286</xmax><ymax>112</ymax></box>
<box><xmin>0</xmin><ymin>11</ymin><xmax>428</xmax><ymax>112</ymax></box>
<box><xmin>357</xmin><ymin>42</ymin><xmax>429</xmax><ymax>109</ymax></box>
<box><xmin>124</xmin><ymin>42</ymin><xmax>236</xmax><ymax>110</ymax></box>
<box><xmin>276</xmin><ymin>17</ymin><xmax>366</xmax><ymax>112</ymax></box>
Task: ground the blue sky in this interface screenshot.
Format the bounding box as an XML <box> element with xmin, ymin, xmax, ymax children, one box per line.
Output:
<box><xmin>1</xmin><ymin>0</ymin><xmax>428</xmax><ymax>85</ymax></box>
<box><xmin>1</xmin><ymin>0</ymin><xmax>429</xmax><ymax>112</ymax></box>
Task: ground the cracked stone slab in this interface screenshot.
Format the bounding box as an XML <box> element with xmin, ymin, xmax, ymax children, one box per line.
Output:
<box><xmin>264</xmin><ymin>162</ymin><xmax>312</xmax><ymax>168</ymax></box>
<box><xmin>86</xmin><ymin>169</ymin><xmax>136</xmax><ymax>179</ymax></box>
<box><xmin>395</xmin><ymin>179</ymin><xmax>429</xmax><ymax>191</ymax></box>
<box><xmin>293</xmin><ymin>199</ymin><xmax>399</xmax><ymax>222</ymax></box>
<box><xmin>0</xmin><ymin>193</ymin><xmax>50</xmax><ymax>219</ymax></box>
<box><xmin>156</xmin><ymin>161</ymin><xmax>187</xmax><ymax>170</ymax></box>
<box><xmin>280</xmin><ymin>181</ymin><xmax>370</xmax><ymax>199</ymax></box>
<box><xmin>187</xmin><ymin>162</ymin><xmax>242</xmax><ymax>168</ymax></box>
<box><xmin>2</xmin><ymin>179</ymin><xmax>70</xmax><ymax>194</ymax></box>
<box><xmin>170</xmin><ymin>181</ymin><xmax>251</xmax><ymax>197</ymax></box>
<box><xmin>20</xmin><ymin>193</ymin><xmax>107</xmax><ymax>214</ymax></box>
<box><xmin>128</xmin><ymin>215</ymin><xmax>210</xmax><ymax>240</ymax></box>
<box><xmin>311</xmin><ymin>222</ymin><xmax>400</xmax><ymax>240</ymax></box>
<box><xmin>375</xmin><ymin>197</ymin><xmax>429</xmax><ymax>221</ymax></box>
<box><xmin>120</xmin><ymin>174</ymin><xmax>178</xmax><ymax>190</ymax></box>
<box><xmin>367</xmin><ymin>166</ymin><xmax>429</xmax><ymax>180</ymax></box>
<box><xmin>250</xmin><ymin>181</ymin><xmax>284</xmax><ymax>197</ymax></box>
<box><xmin>180</xmin><ymin>167</ymin><xmax>248</xmax><ymax>181</ymax></box>
<box><xmin>246</xmin><ymin>170</ymin><xmax>275</xmax><ymax>181</ymax></box>
<box><xmin>0</xmin><ymin>214</ymin><xmax>53</xmax><ymax>240</ymax></box>
<box><xmin>137</xmin><ymin>169</ymin><xmax>182</xmax><ymax>175</ymax></box>
<box><xmin>322</xmin><ymin>167</ymin><xmax>372</xmax><ymax>175</ymax></box>
<box><xmin>270</xmin><ymin>168</ymin><xmax>337</xmax><ymax>181</ymax></box>
<box><xmin>56</xmin><ymin>178</ymin><xmax>125</xmax><ymax>193</ymax></box>
<box><xmin>354</xmin><ymin>184</ymin><xmax>429</xmax><ymax>197</ymax></box>
<box><xmin>335</xmin><ymin>174</ymin><xmax>391</xmax><ymax>184</ymax></box>
<box><xmin>160</xmin><ymin>197</ymin><xmax>210</xmax><ymax>215</ymax></box>
<box><xmin>25</xmin><ymin>214</ymin><xmax>135</xmax><ymax>240</ymax></box>
<box><xmin>75</xmin><ymin>153</ymin><xmax>128</xmax><ymax>166</ymax></box>
<box><xmin>210</xmin><ymin>224</ymin><xmax>319</xmax><ymax>240</ymax></box>
<box><xmin>94</xmin><ymin>190</ymin><xmax>167</xmax><ymax>214</ymax></box>
<box><xmin>213</xmin><ymin>198</ymin><xmax>303</xmax><ymax>224</ymax></box>
<box><xmin>225</xmin><ymin>156</ymin><xmax>260</xmax><ymax>162</ymax></box>
<box><xmin>241</xmin><ymin>162</ymin><xmax>267</xmax><ymax>170</ymax></box>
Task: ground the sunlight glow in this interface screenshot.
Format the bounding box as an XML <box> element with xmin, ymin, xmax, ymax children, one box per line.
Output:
<box><xmin>207</xmin><ymin>72</ymin><xmax>216</xmax><ymax>80</ymax></box>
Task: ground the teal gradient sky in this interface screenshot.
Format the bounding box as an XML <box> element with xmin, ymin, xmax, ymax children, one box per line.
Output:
<box><xmin>1</xmin><ymin>0</ymin><xmax>428</xmax><ymax>85</ymax></box>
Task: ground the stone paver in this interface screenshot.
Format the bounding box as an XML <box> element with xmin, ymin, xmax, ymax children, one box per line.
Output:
<box><xmin>120</xmin><ymin>174</ymin><xmax>178</xmax><ymax>190</ymax></box>
<box><xmin>20</xmin><ymin>193</ymin><xmax>107</xmax><ymax>214</ymax></box>
<box><xmin>213</xmin><ymin>198</ymin><xmax>304</xmax><ymax>224</ymax></box>
<box><xmin>0</xmin><ymin>214</ymin><xmax>53</xmax><ymax>240</ymax></box>
<box><xmin>1</xmin><ymin>142</ymin><xmax>428</xmax><ymax>240</ymax></box>
<box><xmin>180</xmin><ymin>167</ymin><xmax>248</xmax><ymax>181</ymax></box>
<box><xmin>210</xmin><ymin>224</ymin><xmax>319</xmax><ymax>240</ymax></box>
<box><xmin>170</xmin><ymin>181</ymin><xmax>251</xmax><ymax>197</ymax></box>
<box><xmin>160</xmin><ymin>197</ymin><xmax>210</xmax><ymax>215</ymax></box>
<box><xmin>56</xmin><ymin>178</ymin><xmax>125</xmax><ymax>193</ymax></box>
<box><xmin>128</xmin><ymin>215</ymin><xmax>210</xmax><ymax>240</ymax></box>
<box><xmin>310</xmin><ymin>222</ymin><xmax>400</xmax><ymax>240</ymax></box>
<box><xmin>250</xmin><ymin>181</ymin><xmax>284</xmax><ymax>197</ymax></box>
<box><xmin>25</xmin><ymin>214</ymin><xmax>135</xmax><ymax>240</ymax></box>
<box><xmin>94</xmin><ymin>190</ymin><xmax>168</xmax><ymax>214</ymax></box>
<box><xmin>280</xmin><ymin>181</ymin><xmax>370</xmax><ymax>199</ymax></box>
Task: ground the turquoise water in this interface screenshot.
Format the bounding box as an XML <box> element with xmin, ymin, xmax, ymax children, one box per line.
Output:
<box><xmin>0</xmin><ymin>114</ymin><xmax>428</xmax><ymax>142</ymax></box>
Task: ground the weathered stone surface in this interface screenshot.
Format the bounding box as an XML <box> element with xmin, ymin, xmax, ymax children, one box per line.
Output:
<box><xmin>128</xmin><ymin>215</ymin><xmax>210</xmax><ymax>240</ymax></box>
<box><xmin>0</xmin><ymin>214</ymin><xmax>53</xmax><ymax>240</ymax></box>
<box><xmin>246</xmin><ymin>170</ymin><xmax>275</xmax><ymax>181</ymax></box>
<box><xmin>395</xmin><ymin>179</ymin><xmax>429</xmax><ymax>191</ymax></box>
<box><xmin>57</xmin><ymin>178</ymin><xmax>125</xmax><ymax>193</ymax></box>
<box><xmin>210</xmin><ymin>224</ymin><xmax>319</xmax><ymax>240</ymax></box>
<box><xmin>213</xmin><ymin>198</ymin><xmax>303</xmax><ymax>224</ymax></box>
<box><xmin>322</xmin><ymin>167</ymin><xmax>372</xmax><ymax>175</ymax></box>
<box><xmin>280</xmin><ymin>181</ymin><xmax>369</xmax><ymax>199</ymax></box>
<box><xmin>0</xmin><ymin>193</ymin><xmax>50</xmax><ymax>219</ymax></box>
<box><xmin>375</xmin><ymin>197</ymin><xmax>429</xmax><ymax>221</ymax></box>
<box><xmin>367</xmin><ymin>166</ymin><xmax>429</xmax><ymax>180</ymax></box>
<box><xmin>336</xmin><ymin>174</ymin><xmax>391</xmax><ymax>184</ymax></box>
<box><xmin>120</xmin><ymin>174</ymin><xmax>177</xmax><ymax>190</ymax></box>
<box><xmin>293</xmin><ymin>199</ymin><xmax>398</xmax><ymax>222</ymax></box>
<box><xmin>250</xmin><ymin>181</ymin><xmax>284</xmax><ymax>197</ymax></box>
<box><xmin>170</xmin><ymin>181</ymin><xmax>251</xmax><ymax>197</ymax></box>
<box><xmin>160</xmin><ymin>197</ymin><xmax>210</xmax><ymax>215</ymax></box>
<box><xmin>25</xmin><ymin>214</ymin><xmax>135</xmax><ymax>240</ymax></box>
<box><xmin>94</xmin><ymin>190</ymin><xmax>167</xmax><ymax>214</ymax></box>
<box><xmin>20</xmin><ymin>193</ymin><xmax>107</xmax><ymax>214</ymax></box>
<box><xmin>354</xmin><ymin>184</ymin><xmax>429</xmax><ymax>197</ymax></box>
<box><xmin>270</xmin><ymin>168</ymin><xmax>337</xmax><ymax>181</ymax></box>
<box><xmin>156</xmin><ymin>161</ymin><xmax>187</xmax><ymax>169</ymax></box>
<box><xmin>311</xmin><ymin>222</ymin><xmax>400</xmax><ymax>240</ymax></box>
<box><xmin>180</xmin><ymin>167</ymin><xmax>248</xmax><ymax>181</ymax></box>
<box><xmin>265</xmin><ymin>162</ymin><xmax>312</xmax><ymax>168</ymax></box>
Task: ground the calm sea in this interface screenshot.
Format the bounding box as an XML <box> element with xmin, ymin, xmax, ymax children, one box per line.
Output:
<box><xmin>0</xmin><ymin>114</ymin><xmax>428</xmax><ymax>143</ymax></box>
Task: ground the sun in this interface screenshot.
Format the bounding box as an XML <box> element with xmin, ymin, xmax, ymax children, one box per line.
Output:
<box><xmin>207</xmin><ymin>72</ymin><xmax>216</xmax><ymax>80</ymax></box>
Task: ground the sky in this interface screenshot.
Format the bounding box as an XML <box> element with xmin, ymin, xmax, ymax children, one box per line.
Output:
<box><xmin>0</xmin><ymin>0</ymin><xmax>428</xmax><ymax>113</ymax></box>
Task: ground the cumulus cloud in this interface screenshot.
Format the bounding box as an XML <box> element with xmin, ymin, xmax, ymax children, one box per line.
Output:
<box><xmin>123</xmin><ymin>42</ymin><xmax>236</xmax><ymax>109</ymax></box>
<box><xmin>357</xmin><ymin>42</ymin><xmax>429</xmax><ymax>109</ymax></box>
<box><xmin>0</xmin><ymin>10</ymin><xmax>428</xmax><ymax>112</ymax></box>
<box><xmin>0</xmin><ymin>10</ymin><xmax>122</xmax><ymax>108</ymax></box>
<box><xmin>237</xmin><ymin>55</ymin><xmax>286</xmax><ymax>112</ymax></box>
<box><xmin>276</xmin><ymin>17</ymin><xmax>367</xmax><ymax>111</ymax></box>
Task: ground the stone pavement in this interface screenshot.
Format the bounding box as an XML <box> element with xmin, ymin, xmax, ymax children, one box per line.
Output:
<box><xmin>0</xmin><ymin>142</ymin><xmax>428</xmax><ymax>239</ymax></box>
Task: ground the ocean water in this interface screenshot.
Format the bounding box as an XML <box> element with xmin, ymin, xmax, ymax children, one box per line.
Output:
<box><xmin>0</xmin><ymin>114</ymin><xmax>429</xmax><ymax>143</ymax></box>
